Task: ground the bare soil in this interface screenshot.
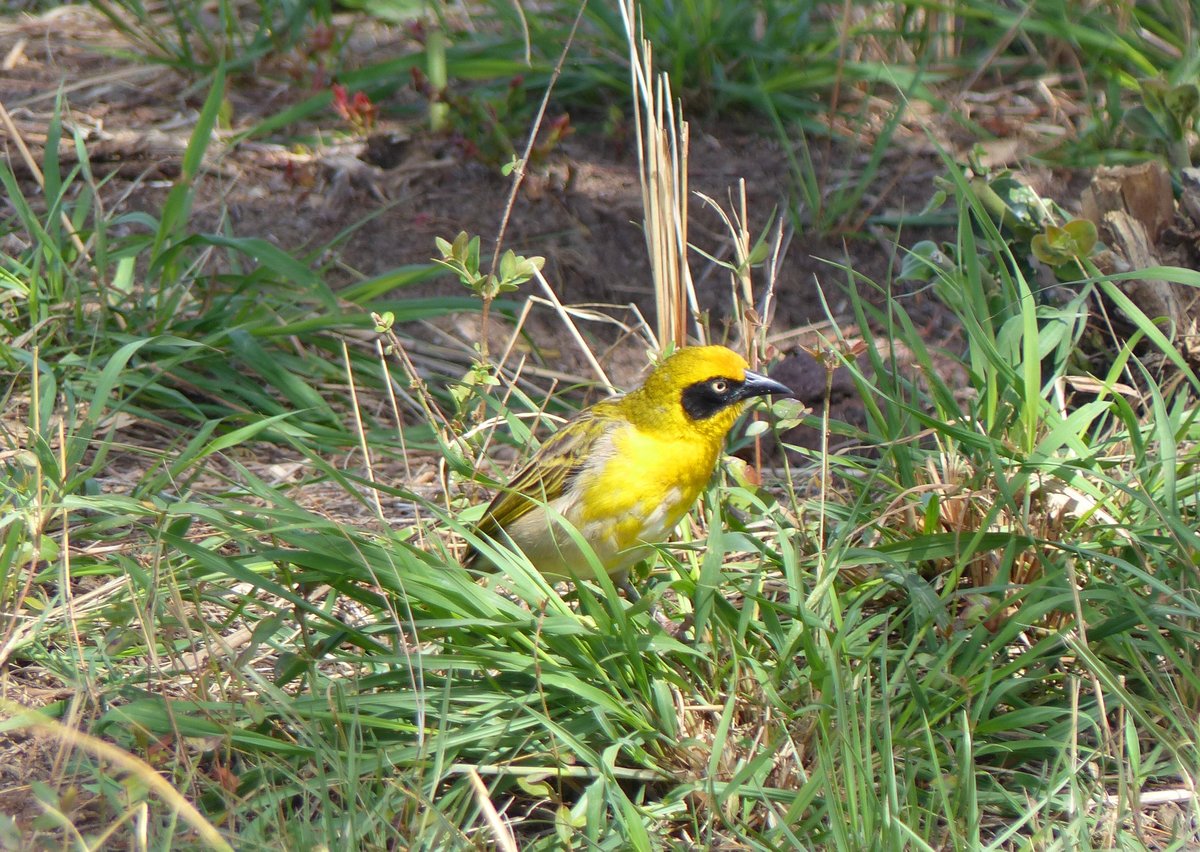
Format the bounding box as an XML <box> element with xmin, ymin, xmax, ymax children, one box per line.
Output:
<box><xmin>0</xmin><ymin>7</ymin><xmax>962</xmax><ymax>360</ymax></box>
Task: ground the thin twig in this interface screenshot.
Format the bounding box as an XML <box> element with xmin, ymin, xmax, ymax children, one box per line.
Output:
<box><xmin>531</xmin><ymin>269</ymin><xmax>614</xmax><ymax>391</ymax></box>
<box><xmin>489</xmin><ymin>1</ymin><xmax>588</xmax><ymax>275</ymax></box>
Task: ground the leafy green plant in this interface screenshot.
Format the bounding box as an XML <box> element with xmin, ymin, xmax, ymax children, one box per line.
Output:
<box><xmin>434</xmin><ymin>230</ymin><xmax>544</xmax><ymax>359</ymax></box>
<box><xmin>89</xmin><ymin>0</ymin><xmax>323</xmax><ymax>74</ymax></box>
<box><xmin>1030</xmin><ymin>218</ymin><xmax>1098</xmax><ymax>269</ymax></box>
<box><xmin>907</xmin><ymin>164</ymin><xmax>1100</xmax><ymax>298</ymax></box>
<box><xmin>1125</xmin><ymin>77</ymin><xmax>1200</xmax><ymax>170</ymax></box>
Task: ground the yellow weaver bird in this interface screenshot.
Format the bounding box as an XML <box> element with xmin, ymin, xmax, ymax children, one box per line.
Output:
<box><xmin>467</xmin><ymin>345</ymin><xmax>792</xmax><ymax>592</ymax></box>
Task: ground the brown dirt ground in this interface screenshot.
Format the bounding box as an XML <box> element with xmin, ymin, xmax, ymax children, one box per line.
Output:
<box><xmin>0</xmin><ymin>6</ymin><xmax>977</xmax><ymax>343</ymax></box>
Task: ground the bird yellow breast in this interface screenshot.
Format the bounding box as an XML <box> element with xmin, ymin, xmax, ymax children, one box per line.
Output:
<box><xmin>573</xmin><ymin>421</ymin><xmax>720</xmax><ymax>557</ymax></box>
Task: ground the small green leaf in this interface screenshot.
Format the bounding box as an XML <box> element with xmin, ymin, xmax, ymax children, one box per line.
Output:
<box><xmin>899</xmin><ymin>240</ymin><xmax>950</xmax><ymax>282</ymax></box>
<box><xmin>1141</xmin><ymin>77</ymin><xmax>1169</xmax><ymax>115</ymax></box>
<box><xmin>111</xmin><ymin>256</ymin><xmax>136</xmax><ymax>300</ymax></box>
<box><xmin>743</xmin><ymin>419</ymin><xmax>771</xmax><ymax>438</ymax></box>
<box><xmin>501</xmin><ymin>154</ymin><xmax>523</xmax><ymax>176</ymax></box>
<box><xmin>770</xmin><ymin>397</ymin><xmax>809</xmax><ymax>430</ymax></box>
<box><xmin>554</xmin><ymin>804</ymin><xmax>574</xmax><ymax>845</ymax></box>
<box><xmin>745</xmin><ymin>231</ymin><xmax>772</xmax><ymax>266</ymax></box>
<box><xmin>465</xmin><ymin>234</ymin><xmax>481</xmax><ymax>271</ymax></box>
<box><xmin>517</xmin><ymin>773</ymin><xmax>554</xmax><ymax>798</ymax></box>
<box><xmin>920</xmin><ymin>189</ymin><xmax>948</xmax><ymax>215</ymax></box>
<box><xmin>498</xmin><ymin>249</ymin><xmax>516</xmax><ymax>280</ymax></box>
<box><xmin>1165</xmin><ymin>83</ymin><xmax>1200</xmax><ymax>129</ymax></box>
<box><xmin>1062</xmin><ymin>218</ymin><xmax>1098</xmax><ymax>255</ymax></box>
<box><xmin>218</xmin><ymin>96</ymin><xmax>234</xmax><ymax>130</ymax></box>
<box><xmin>1124</xmin><ymin>105</ymin><xmax>1168</xmax><ymax>141</ymax></box>
<box><xmin>1031</xmin><ymin>218</ymin><xmax>1097</xmax><ymax>267</ymax></box>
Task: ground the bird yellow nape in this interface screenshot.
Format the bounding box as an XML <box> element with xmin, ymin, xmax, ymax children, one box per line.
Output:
<box><xmin>464</xmin><ymin>345</ymin><xmax>793</xmax><ymax>596</ymax></box>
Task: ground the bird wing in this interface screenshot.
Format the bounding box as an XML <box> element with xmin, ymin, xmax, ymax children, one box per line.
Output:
<box><xmin>474</xmin><ymin>406</ymin><xmax>615</xmax><ymax>540</ymax></box>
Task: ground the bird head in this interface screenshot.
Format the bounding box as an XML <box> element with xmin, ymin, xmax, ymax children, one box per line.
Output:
<box><xmin>624</xmin><ymin>345</ymin><xmax>794</xmax><ymax>439</ymax></box>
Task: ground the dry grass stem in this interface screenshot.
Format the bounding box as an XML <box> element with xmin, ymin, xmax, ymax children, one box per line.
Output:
<box><xmin>621</xmin><ymin>0</ymin><xmax>696</xmax><ymax>351</ymax></box>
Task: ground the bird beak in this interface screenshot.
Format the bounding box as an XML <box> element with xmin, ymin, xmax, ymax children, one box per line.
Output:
<box><xmin>737</xmin><ymin>370</ymin><xmax>794</xmax><ymax>401</ymax></box>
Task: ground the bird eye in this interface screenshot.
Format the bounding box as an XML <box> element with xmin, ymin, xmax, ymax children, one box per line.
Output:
<box><xmin>711</xmin><ymin>379</ymin><xmax>728</xmax><ymax>393</ymax></box>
